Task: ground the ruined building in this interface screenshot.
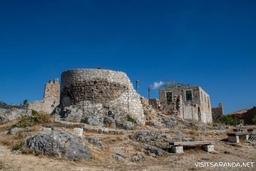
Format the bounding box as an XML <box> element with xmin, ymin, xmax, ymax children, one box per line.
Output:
<box><xmin>159</xmin><ymin>86</ymin><xmax>212</xmax><ymax>124</ymax></box>
<box><xmin>229</xmin><ymin>107</ymin><xmax>256</xmax><ymax>125</ymax></box>
<box><xmin>59</xmin><ymin>68</ymin><xmax>145</xmax><ymax>125</ymax></box>
<box><xmin>212</xmin><ymin>103</ymin><xmax>224</xmax><ymax>122</ymax></box>
<box><xmin>28</xmin><ymin>79</ymin><xmax>60</xmax><ymax>114</ymax></box>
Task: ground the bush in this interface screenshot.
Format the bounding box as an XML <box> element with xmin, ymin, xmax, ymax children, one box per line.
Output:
<box><xmin>219</xmin><ymin>115</ymin><xmax>237</xmax><ymax>125</ymax></box>
<box><xmin>127</xmin><ymin>115</ymin><xmax>136</xmax><ymax>123</ymax></box>
<box><xmin>12</xmin><ymin>142</ymin><xmax>22</xmax><ymax>151</ymax></box>
<box><xmin>252</xmin><ymin>115</ymin><xmax>256</xmax><ymax>125</ymax></box>
<box><xmin>14</xmin><ymin>110</ymin><xmax>52</xmax><ymax>128</ymax></box>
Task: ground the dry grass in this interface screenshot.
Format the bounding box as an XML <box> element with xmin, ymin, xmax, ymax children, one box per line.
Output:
<box><xmin>13</xmin><ymin>111</ymin><xmax>52</xmax><ymax>128</ymax></box>
<box><xmin>162</xmin><ymin>110</ymin><xmax>173</xmax><ymax>115</ymax></box>
<box><xmin>90</xmin><ymin>147</ymin><xmax>108</xmax><ymax>162</ymax></box>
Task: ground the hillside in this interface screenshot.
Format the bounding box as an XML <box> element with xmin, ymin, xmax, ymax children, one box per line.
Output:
<box><xmin>0</xmin><ymin>105</ymin><xmax>256</xmax><ymax>171</ymax></box>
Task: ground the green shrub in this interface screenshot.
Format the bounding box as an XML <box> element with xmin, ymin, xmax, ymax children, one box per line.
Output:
<box><xmin>14</xmin><ymin>110</ymin><xmax>52</xmax><ymax>128</ymax></box>
<box><xmin>12</xmin><ymin>142</ymin><xmax>22</xmax><ymax>151</ymax></box>
<box><xmin>252</xmin><ymin>115</ymin><xmax>256</xmax><ymax>125</ymax></box>
<box><xmin>219</xmin><ymin>115</ymin><xmax>237</xmax><ymax>125</ymax></box>
<box><xmin>127</xmin><ymin>115</ymin><xmax>136</xmax><ymax>123</ymax></box>
<box><xmin>32</xmin><ymin>109</ymin><xmax>37</xmax><ymax>115</ymax></box>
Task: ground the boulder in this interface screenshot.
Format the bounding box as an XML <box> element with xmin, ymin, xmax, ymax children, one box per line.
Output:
<box><xmin>23</xmin><ymin>131</ymin><xmax>90</xmax><ymax>160</ymax></box>
<box><xmin>63</xmin><ymin>106</ymin><xmax>83</xmax><ymax>122</ymax></box>
<box><xmin>103</xmin><ymin>117</ymin><xmax>115</xmax><ymax>127</ymax></box>
<box><xmin>131</xmin><ymin>152</ymin><xmax>145</xmax><ymax>162</ymax></box>
<box><xmin>8</xmin><ymin>127</ymin><xmax>31</xmax><ymax>135</ymax></box>
<box><xmin>112</xmin><ymin>153</ymin><xmax>127</xmax><ymax>162</ymax></box>
<box><xmin>85</xmin><ymin>136</ymin><xmax>103</xmax><ymax>148</ymax></box>
<box><xmin>162</xmin><ymin>116</ymin><xmax>176</xmax><ymax>128</ymax></box>
<box><xmin>0</xmin><ymin>108</ymin><xmax>31</xmax><ymax>123</ymax></box>
<box><xmin>142</xmin><ymin>144</ymin><xmax>166</xmax><ymax>156</ymax></box>
<box><xmin>82</xmin><ymin>116</ymin><xmax>100</xmax><ymax>126</ymax></box>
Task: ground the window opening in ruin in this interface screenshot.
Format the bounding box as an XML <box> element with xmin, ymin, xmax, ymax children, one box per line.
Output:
<box><xmin>201</xmin><ymin>91</ymin><xmax>203</xmax><ymax>101</ymax></box>
<box><xmin>207</xmin><ymin>97</ymin><xmax>210</xmax><ymax>108</ymax></box>
<box><xmin>166</xmin><ymin>92</ymin><xmax>172</xmax><ymax>103</ymax></box>
<box><xmin>186</xmin><ymin>90</ymin><xmax>192</xmax><ymax>101</ymax></box>
<box><xmin>204</xmin><ymin>94</ymin><xmax>206</xmax><ymax>103</ymax></box>
<box><xmin>198</xmin><ymin>107</ymin><xmax>201</xmax><ymax>121</ymax></box>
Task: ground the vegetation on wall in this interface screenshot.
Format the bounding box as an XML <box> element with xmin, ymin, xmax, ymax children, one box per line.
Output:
<box><xmin>163</xmin><ymin>80</ymin><xmax>190</xmax><ymax>89</ymax></box>
<box><xmin>127</xmin><ymin>115</ymin><xmax>136</xmax><ymax>123</ymax></box>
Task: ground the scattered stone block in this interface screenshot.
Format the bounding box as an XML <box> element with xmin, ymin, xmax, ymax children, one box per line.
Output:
<box><xmin>202</xmin><ymin>144</ymin><xmax>214</xmax><ymax>152</ymax></box>
<box><xmin>74</xmin><ymin>128</ymin><xmax>83</xmax><ymax>136</ymax></box>
<box><xmin>43</xmin><ymin>127</ymin><xmax>52</xmax><ymax>132</ymax></box>
<box><xmin>172</xmin><ymin>146</ymin><xmax>184</xmax><ymax>154</ymax></box>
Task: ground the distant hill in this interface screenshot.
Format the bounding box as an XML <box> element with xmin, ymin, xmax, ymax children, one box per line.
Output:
<box><xmin>0</xmin><ymin>100</ymin><xmax>7</xmax><ymax>108</ymax></box>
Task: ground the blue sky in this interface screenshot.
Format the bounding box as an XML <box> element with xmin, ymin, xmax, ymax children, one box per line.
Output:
<box><xmin>0</xmin><ymin>0</ymin><xmax>255</xmax><ymax>114</ymax></box>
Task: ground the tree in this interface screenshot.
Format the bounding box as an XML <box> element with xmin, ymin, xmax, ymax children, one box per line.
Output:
<box><xmin>23</xmin><ymin>99</ymin><xmax>29</xmax><ymax>108</ymax></box>
<box><xmin>219</xmin><ymin>115</ymin><xmax>237</xmax><ymax>125</ymax></box>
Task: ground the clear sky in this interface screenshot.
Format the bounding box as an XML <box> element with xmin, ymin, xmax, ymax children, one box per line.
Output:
<box><xmin>0</xmin><ymin>0</ymin><xmax>255</xmax><ymax>114</ymax></box>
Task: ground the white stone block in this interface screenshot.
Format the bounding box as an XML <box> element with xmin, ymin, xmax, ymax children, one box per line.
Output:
<box><xmin>228</xmin><ymin>135</ymin><xmax>239</xmax><ymax>143</ymax></box>
<box><xmin>172</xmin><ymin>146</ymin><xmax>184</xmax><ymax>154</ymax></box>
<box><xmin>240</xmin><ymin>134</ymin><xmax>249</xmax><ymax>140</ymax></box>
<box><xmin>203</xmin><ymin>144</ymin><xmax>214</xmax><ymax>152</ymax></box>
<box><xmin>74</xmin><ymin>128</ymin><xmax>83</xmax><ymax>136</ymax></box>
<box><xmin>43</xmin><ymin>127</ymin><xmax>52</xmax><ymax>132</ymax></box>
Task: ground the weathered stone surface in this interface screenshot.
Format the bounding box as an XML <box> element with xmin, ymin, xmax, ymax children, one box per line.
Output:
<box><xmin>142</xmin><ymin>144</ymin><xmax>166</xmax><ymax>156</ymax></box>
<box><xmin>8</xmin><ymin>127</ymin><xmax>31</xmax><ymax>135</ymax></box>
<box><xmin>103</xmin><ymin>116</ymin><xmax>115</xmax><ymax>127</ymax></box>
<box><xmin>0</xmin><ymin>108</ymin><xmax>31</xmax><ymax>123</ymax></box>
<box><xmin>73</xmin><ymin>128</ymin><xmax>83</xmax><ymax>136</ymax></box>
<box><xmin>159</xmin><ymin>86</ymin><xmax>212</xmax><ymax>124</ymax></box>
<box><xmin>23</xmin><ymin>131</ymin><xmax>90</xmax><ymax>160</ymax></box>
<box><xmin>62</xmin><ymin>106</ymin><xmax>83</xmax><ymax>122</ymax></box>
<box><xmin>112</xmin><ymin>153</ymin><xmax>127</xmax><ymax>162</ymax></box>
<box><xmin>162</xmin><ymin>116</ymin><xmax>176</xmax><ymax>128</ymax></box>
<box><xmin>121</xmin><ymin>121</ymin><xmax>134</xmax><ymax>130</ymax></box>
<box><xmin>60</xmin><ymin>69</ymin><xmax>145</xmax><ymax>125</ymax></box>
<box><xmin>29</xmin><ymin>79</ymin><xmax>60</xmax><ymax>114</ymax></box>
<box><xmin>85</xmin><ymin>136</ymin><xmax>103</xmax><ymax>148</ymax></box>
<box><xmin>131</xmin><ymin>152</ymin><xmax>145</xmax><ymax>162</ymax></box>
<box><xmin>132</xmin><ymin>131</ymin><xmax>171</xmax><ymax>149</ymax></box>
<box><xmin>83</xmin><ymin>116</ymin><xmax>100</xmax><ymax>126</ymax></box>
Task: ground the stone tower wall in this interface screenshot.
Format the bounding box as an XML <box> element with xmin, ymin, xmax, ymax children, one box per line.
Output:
<box><xmin>60</xmin><ymin>69</ymin><xmax>145</xmax><ymax>125</ymax></box>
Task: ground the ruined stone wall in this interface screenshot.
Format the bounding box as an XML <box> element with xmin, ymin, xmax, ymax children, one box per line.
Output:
<box><xmin>159</xmin><ymin>86</ymin><xmax>212</xmax><ymax>124</ymax></box>
<box><xmin>60</xmin><ymin>69</ymin><xmax>145</xmax><ymax>125</ymax></box>
<box><xmin>149</xmin><ymin>98</ymin><xmax>160</xmax><ymax>110</ymax></box>
<box><xmin>199</xmin><ymin>87</ymin><xmax>212</xmax><ymax>123</ymax></box>
<box><xmin>212</xmin><ymin>103</ymin><xmax>224</xmax><ymax>122</ymax></box>
<box><xmin>29</xmin><ymin>79</ymin><xmax>60</xmax><ymax>114</ymax></box>
<box><xmin>241</xmin><ymin>107</ymin><xmax>256</xmax><ymax>125</ymax></box>
<box><xmin>44</xmin><ymin>78</ymin><xmax>60</xmax><ymax>99</ymax></box>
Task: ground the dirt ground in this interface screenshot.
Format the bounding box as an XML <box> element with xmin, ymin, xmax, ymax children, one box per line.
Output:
<box><xmin>0</xmin><ymin>120</ymin><xmax>256</xmax><ymax>171</ymax></box>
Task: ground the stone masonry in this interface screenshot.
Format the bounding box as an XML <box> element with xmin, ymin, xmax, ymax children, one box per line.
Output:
<box><xmin>29</xmin><ymin>79</ymin><xmax>60</xmax><ymax>114</ymax></box>
<box><xmin>212</xmin><ymin>103</ymin><xmax>224</xmax><ymax>122</ymax></box>
<box><xmin>159</xmin><ymin>86</ymin><xmax>212</xmax><ymax>124</ymax></box>
<box><xmin>60</xmin><ymin>69</ymin><xmax>145</xmax><ymax>125</ymax></box>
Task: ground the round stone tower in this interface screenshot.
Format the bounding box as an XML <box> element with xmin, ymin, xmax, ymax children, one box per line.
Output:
<box><xmin>60</xmin><ymin>68</ymin><xmax>145</xmax><ymax>126</ymax></box>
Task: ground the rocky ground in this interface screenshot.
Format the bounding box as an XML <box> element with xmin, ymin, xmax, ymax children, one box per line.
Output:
<box><xmin>0</xmin><ymin>103</ymin><xmax>256</xmax><ymax>171</ymax></box>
